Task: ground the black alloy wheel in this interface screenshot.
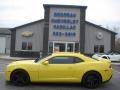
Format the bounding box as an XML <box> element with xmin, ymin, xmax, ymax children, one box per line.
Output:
<box><xmin>82</xmin><ymin>73</ymin><xmax>102</xmax><ymax>88</ymax></box>
<box><xmin>11</xmin><ymin>71</ymin><xmax>30</xmax><ymax>86</ymax></box>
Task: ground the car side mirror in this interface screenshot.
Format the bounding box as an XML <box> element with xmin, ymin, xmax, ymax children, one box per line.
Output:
<box><xmin>42</xmin><ymin>61</ymin><xmax>49</xmax><ymax>65</ymax></box>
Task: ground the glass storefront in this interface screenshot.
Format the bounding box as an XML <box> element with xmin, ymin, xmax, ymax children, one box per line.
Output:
<box><xmin>48</xmin><ymin>41</ymin><xmax>79</xmax><ymax>54</ymax></box>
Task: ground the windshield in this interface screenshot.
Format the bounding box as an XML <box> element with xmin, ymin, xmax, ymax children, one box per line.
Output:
<box><xmin>34</xmin><ymin>54</ymin><xmax>51</xmax><ymax>63</ymax></box>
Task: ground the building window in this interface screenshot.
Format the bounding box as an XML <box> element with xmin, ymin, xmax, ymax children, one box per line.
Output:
<box><xmin>100</xmin><ymin>45</ymin><xmax>104</xmax><ymax>53</ymax></box>
<box><xmin>94</xmin><ymin>45</ymin><xmax>104</xmax><ymax>53</ymax></box>
<box><xmin>28</xmin><ymin>42</ymin><xmax>32</xmax><ymax>50</ymax></box>
<box><xmin>94</xmin><ymin>45</ymin><xmax>99</xmax><ymax>53</ymax></box>
<box><xmin>75</xmin><ymin>43</ymin><xmax>79</xmax><ymax>52</ymax></box>
<box><xmin>22</xmin><ymin>42</ymin><xmax>27</xmax><ymax>50</ymax></box>
<box><xmin>48</xmin><ymin>42</ymin><xmax>53</xmax><ymax>54</ymax></box>
<box><xmin>67</xmin><ymin>43</ymin><xmax>73</xmax><ymax>52</ymax></box>
<box><xmin>22</xmin><ymin>42</ymin><xmax>32</xmax><ymax>50</ymax></box>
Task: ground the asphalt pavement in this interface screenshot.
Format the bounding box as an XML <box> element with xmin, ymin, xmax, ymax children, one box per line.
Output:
<box><xmin>0</xmin><ymin>57</ymin><xmax>120</xmax><ymax>90</ymax></box>
<box><xmin>0</xmin><ymin>69</ymin><xmax>120</xmax><ymax>90</ymax></box>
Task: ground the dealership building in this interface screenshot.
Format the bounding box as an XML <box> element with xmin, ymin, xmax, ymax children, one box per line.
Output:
<box><xmin>10</xmin><ymin>4</ymin><xmax>116</xmax><ymax>57</ymax></box>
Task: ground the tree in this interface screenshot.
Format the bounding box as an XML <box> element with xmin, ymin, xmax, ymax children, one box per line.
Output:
<box><xmin>115</xmin><ymin>38</ymin><xmax>120</xmax><ymax>53</ymax></box>
<box><xmin>106</xmin><ymin>25</ymin><xmax>120</xmax><ymax>53</ymax></box>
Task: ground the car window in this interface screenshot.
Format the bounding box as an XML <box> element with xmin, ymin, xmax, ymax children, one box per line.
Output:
<box><xmin>34</xmin><ymin>54</ymin><xmax>51</xmax><ymax>63</ymax></box>
<box><xmin>74</xmin><ymin>57</ymin><xmax>83</xmax><ymax>63</ymax></box>
<box><xmin>49</xmin><ymin>56</ymin><xmax>83</xmax><ymax>64</ymax></box>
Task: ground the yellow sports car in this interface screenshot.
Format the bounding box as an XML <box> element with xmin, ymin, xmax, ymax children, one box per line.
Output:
<box><xmin>5</xmin><ymin>52</ymin><xmax>112</xmax><ymax>88</ymax></box>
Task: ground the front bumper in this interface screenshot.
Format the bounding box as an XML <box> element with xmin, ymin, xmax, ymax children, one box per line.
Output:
<box><xmin>5</xmin><ymin>71</ymin><xmax>11</xmax><ymax>81</ymax></box>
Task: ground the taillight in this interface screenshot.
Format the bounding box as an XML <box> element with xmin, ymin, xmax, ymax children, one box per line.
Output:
<box><xmin>109</xmin><ymin>64</ymin><xmax>112</xmax><ymax>68</ymax></box>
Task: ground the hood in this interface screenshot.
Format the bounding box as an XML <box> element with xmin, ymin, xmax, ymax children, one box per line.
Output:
<box><xmin>6</xmin><ymin>60</ymin><xmax>35</xmax><ymax>72</ymax></box>
<box><xmin>14</xmin><ymin>60</ymin><xmax>34</xmax><ymax>64</ymax></box>
<box><xmin>9</xmin><ymin>60</ymin><xmax>35</xmax><ymax>66</ymax></box>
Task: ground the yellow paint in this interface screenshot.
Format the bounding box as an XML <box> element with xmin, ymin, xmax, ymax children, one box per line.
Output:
<box><xmin>5</xmin><ymin>52</ymin><xmax>112</xmax><ymax>83</ymax></box>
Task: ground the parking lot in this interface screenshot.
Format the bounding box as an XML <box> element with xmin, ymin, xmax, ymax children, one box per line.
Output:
<box><xmin>0</xmin><ymin>59</ymin><xmax>120</xmax><ymax>90</ymax></box>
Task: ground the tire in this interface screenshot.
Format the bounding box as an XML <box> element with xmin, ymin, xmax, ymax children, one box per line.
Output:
<box><xmin>10</xmin><ymin>70</ymin><xmax>30</xmax><ymax>86</ymax></box>
<box><xmin>82</xmin><ymin>71</ymin><xmax>102</xmax><ymax>88</ymax></box>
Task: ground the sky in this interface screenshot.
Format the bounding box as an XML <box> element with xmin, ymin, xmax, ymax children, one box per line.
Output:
<box><xmin>0</xmin><ymin>0</ymin><xmax>120</xmax><ymax>33</ymax></box>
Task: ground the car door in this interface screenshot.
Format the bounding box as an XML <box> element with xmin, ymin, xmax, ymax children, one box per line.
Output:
<box><xmin>38</xmin><ymin>56</ymin><xmax>76</xmax><ymax>82</ymax></box>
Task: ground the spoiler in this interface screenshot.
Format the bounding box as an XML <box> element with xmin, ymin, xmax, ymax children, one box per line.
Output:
<box><xmin>98</xmin><ymin>58</ymin><xmax>111</xmax><ymax>63</ymax></box>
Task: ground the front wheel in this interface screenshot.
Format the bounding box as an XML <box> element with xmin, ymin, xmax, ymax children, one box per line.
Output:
<box><xmin>82</xmin><ymin>72</ymin><xmax>102</xmax><ymax>88</ymax></box>
<box><xmin>10</xmin><ymin>70</ymin><xmax>30</xmax><ymax>86</ymax></box>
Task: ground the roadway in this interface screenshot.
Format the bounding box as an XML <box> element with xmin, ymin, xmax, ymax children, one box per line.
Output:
<box><xmin>0</xmin><ymin>59</ymin><xmax>120</xmax><ymax>90</ymax></box>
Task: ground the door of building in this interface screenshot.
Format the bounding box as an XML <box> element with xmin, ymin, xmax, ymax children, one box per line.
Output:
<box><xmin>48</xmin><ymin>41</ymin><xmax>79</xmax><ymax>54</ymax></box>
<box><xmin>54</xmin><ymin>43</ymin><xmax>65</xmax><ymax>52</ymax></box>
<box><xmin>0</xmin><ymin>37</ymin><xmax>6</xmax><ymax>54</ymax></box>
<box><xmin>53</xmin><ymin>42</ymin><xmax>75</xmax><ymax>52</ymax></box>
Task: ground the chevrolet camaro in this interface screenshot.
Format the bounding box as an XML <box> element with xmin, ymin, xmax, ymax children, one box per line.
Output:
<box><xmin>5</xmin><ymin>52</ymin><xmax>112</xmax><ymax>88</ymax></box>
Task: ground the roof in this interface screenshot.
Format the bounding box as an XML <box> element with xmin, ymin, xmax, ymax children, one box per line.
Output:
<box><xmin>52</xmin><ymin>52</ymin><xmax>83</xmax><ymax>57</ymax></box>
<box><xmin>0</xmin><ymin>28</ymin><xmax>11</xmax><ymax>35</ymax></box>
<box><xmin>86</xmin><ymin>21</ymin><xmax>117</xmax><ymax>34</ymax></box>
<box><xmin>10</xmin><ymin>18</ymin><xmax>117</xmax><ymax>35</ymax></box>
<box><xmin>10</xmin><ymin>19</ymin><xmax>44</xmax><ymax>30</ymax></box>
<box><xmin>43</xmin><ymin>4</ymin><xmax>87</xmax><ymax>9</ymax></box>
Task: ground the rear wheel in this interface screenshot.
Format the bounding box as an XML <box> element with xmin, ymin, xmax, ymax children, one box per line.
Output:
<box><xmin>82</xmin><ymin>72</ymin><xmax>102</xmax><ymax>88</ymax></box>
<box><xmin>10</xmin><ymin>70</ymin><xmax>30</xmax><ymax>86</ymax></box>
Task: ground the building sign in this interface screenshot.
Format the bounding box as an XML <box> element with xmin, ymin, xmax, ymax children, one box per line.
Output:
<box><xmin>51</xmin><ymin>12</ymin><xmax>79</xmax><ymax>31</ymax></box>
<box><xmin>21</xmin><ymin>31</ymin><xmax>33</xmax><ymax>37</ymax></box>
<box><xmin>49</xmin><ymin>7</ymin><xmax>80</xmax><ymax>42</ymax></box>
<box><xmin>49</xmin><ymin>8</ymin><xmax>80</xmax><ymax>38</ymax></box>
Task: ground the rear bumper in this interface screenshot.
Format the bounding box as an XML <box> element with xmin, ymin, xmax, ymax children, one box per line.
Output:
<box><xmin>101</xmin><ymin>68</ymin><xmax>112</xmax><ymax>82</ymax></box>
<box><xmin>103</xmin><ymin>75</ymin><xmax>112</xmax><ymax>83</ymax></box>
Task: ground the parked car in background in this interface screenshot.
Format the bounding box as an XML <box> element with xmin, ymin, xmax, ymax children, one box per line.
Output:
<box><xmin>5</xmin><ymin>52</ymin><xmax>112</xmax><ymax>88</ymax></box>
<box><xmin>92</xmin><ymin>53</ymin><xmax>120</xmax><ymax>61</ymax></box>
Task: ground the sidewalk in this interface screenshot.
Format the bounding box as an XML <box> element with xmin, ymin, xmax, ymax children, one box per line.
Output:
<box><xmin>0</xmin><ymin>54</ymin><xmax>35</xmax><ymax>61</ymax></box>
